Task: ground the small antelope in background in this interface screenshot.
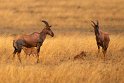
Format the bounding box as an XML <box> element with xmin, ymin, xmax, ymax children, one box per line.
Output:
<box><xmin>13</xmin><ymin>20</ymin><xmax>54</xmax><ymax>63</ymax></box>
<box><xmin>91</xmin><ymin>21</ymin><xmax>110</xmax><ymax>59</ymax></box>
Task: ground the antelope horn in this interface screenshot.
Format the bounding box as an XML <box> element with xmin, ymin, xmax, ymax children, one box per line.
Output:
<box><xmin>42</xmin><ymin>20</ymin><xmax>50</xmax><ymax>27</ymax></box>
<box><xmin>91</xmin><ymin>21</ymin><xmax>96</xmax><ymax>25</ymax></box>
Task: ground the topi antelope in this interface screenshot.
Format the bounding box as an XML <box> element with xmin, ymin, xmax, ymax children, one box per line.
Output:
<box><xmin>23</xmin><ymin>47</ymin><xmax>37</xmax><ymax>57</ymax></box>
<box><xmin>13</xmin><ymin>20</ymin><xmax>54</xmax><ymax>63</ymax></box>
<box><xmin>91</xmin><ymin>20</ymin><xmax>110</xmax><ymax>60</ymax></box>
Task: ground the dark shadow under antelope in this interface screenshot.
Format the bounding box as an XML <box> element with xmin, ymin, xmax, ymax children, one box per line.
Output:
<box><xmin>91</xmin><ymin>20</ymin><xmax>110</xmax><ymax>60</ymax></box>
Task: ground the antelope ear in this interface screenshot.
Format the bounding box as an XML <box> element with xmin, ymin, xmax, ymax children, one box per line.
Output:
<box><xmin>91</xmin><ymin>21</ymin><xmax>96</xmax><ymax>25</ymax></box>
<box><xmin>46</xmin><ymin>25</ymin><xmax>52</xmax><ymax>29</ymax></box>
<box><xmin>96</xmin><ymin>20</ymin><xmax>100</xmax><ymax>29</ymax></box>
<box><xmin>91</xmin><ymin>21</ymin><xmax>95</xmax><ymax>28</ymax></box>
<box><xmin>91</xmin><ymin>24</ymin><xmax>95</xmax><ymax>28</ymax></box>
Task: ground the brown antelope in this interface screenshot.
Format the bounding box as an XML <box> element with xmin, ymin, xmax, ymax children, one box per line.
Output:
<box><xmin>91</xmin><ymin>21</ymin><xmax>110</xmax><ymax>60</ymax></box>
<box><xmin>74</xmin><ymin>51</ymin><xmax>86</xmax><ymax>60</ymax></box>
<box><xmin>13</xmin><ymin>20</ymin><xmax>54</xmax><ymax>63</ymax></box>
<box><xmin>23</xmin><ymin>47</ymin><xmax>37</xmax><ymax>57</ymax></box>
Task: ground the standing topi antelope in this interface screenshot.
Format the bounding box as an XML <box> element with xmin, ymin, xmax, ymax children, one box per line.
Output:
<box><xmin>13</xmin><ymin>20</ymin><xmax>54</xmax><ymax>63</ymax></box>
<box><xmin>91</xmin><ymin>20</ymin><xmax>110</xmax><ymax>59</ymax></box>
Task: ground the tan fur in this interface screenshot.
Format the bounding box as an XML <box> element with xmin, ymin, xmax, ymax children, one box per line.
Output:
<box><xmin>23</xmin><ymin>47</ymin><xmax>37</xmax><ymax>57</ymax></box>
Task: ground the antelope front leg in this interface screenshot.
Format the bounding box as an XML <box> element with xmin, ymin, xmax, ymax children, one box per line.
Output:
<box><xmin>36</xmin><ymin>44</ymin><xmax>41</xmax><ymax>63</ymax></box>
<box><xmin>36</xmin><ymin>49</ymin><xmax>40</xmax><ymax>63</ymax></box>
<box><xmin>96</xmin><ymin>44</ymin><xmax>100</xmax><ymax>57</ymax></box>
<box><xmin>36</xmin><ymin>53</ymin><xmax>39</xmax><ymax>63</ymax></box>
<box><xmin>102</xmin><ymin>48</ymin><xmax>107</xmax><ymax>60</ymax></box>
<box><xmin>97</xmin><ymin>45</ymin><xmax>100</xmax><ymax>53</ymax></box>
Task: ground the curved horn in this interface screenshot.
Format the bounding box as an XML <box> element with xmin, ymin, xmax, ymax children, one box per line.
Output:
<box><xmin>91</xmin><ymin>21</ymin><xmax>96</xmax><ymax>25</ymax></box>
<box><xmin>42</xmin><ymin>20</ymin><xmax>50</xmax><ymax>27</ymax></box>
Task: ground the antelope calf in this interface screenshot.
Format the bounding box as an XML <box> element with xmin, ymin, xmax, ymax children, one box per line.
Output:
<box><xmin>13</xmin><ymin>20</ymin><xmax>54</xmax><ymax>63</ymax></box>
<box><xmin>91</xmin><ymin>21</ymin><xmax>110</xmax><ymax>60</ymax></box>
<box><xmin>23</xmin><ymin>47</ymin><xmax>37</xmax><ymax>57</ymax></box>
<box><xmin>74</xmin><ymin>51</ymin><xmax>86</xmax><ymax>60</ymax></box>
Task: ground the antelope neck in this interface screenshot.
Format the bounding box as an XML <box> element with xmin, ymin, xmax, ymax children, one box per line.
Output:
<box><xmin>94</xmin><ymin>28</ymin><xmax>100</xmax><ymax>35</ymax></box>
<box><xmin>39</xmin><ymin>30</ymin><xmax>47</xmax><ymax>41</ymax></box>
<box><xmin>95</xmin><ymin>29</ymin><xmax>100</xmax><ymax>39</ymax></box>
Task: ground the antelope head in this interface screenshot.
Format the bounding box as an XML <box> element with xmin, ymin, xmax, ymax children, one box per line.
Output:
<box><xmin>91</xmin><ymin>20</ymin><xmax>100</xmax><ymax>35</ymax></box>
<box><xmin>42</xmin><ymin>20</ymin><xmax>54</xmax><ymax>37</ymax></box>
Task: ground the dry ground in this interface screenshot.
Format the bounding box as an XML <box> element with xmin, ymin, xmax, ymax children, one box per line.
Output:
<box><xmin>0</xmin><ymin>0</ymin><xmax>124</xmax><ymax>83</ymax></box>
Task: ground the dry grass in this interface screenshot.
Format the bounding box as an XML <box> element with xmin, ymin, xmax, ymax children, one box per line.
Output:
<box><xmin>0</xmin><ymin>33</ymin><xmax>123</xmax><ymax>83</ymax></box>
<box><xmin>0</xmin><ymin>0</ymin><xmax>124</xmax><ymax>83</ymax></box>
<box><xmin>0</xmin><ymin>0</ymin><xmax>124</xmax><ymax>34</ymax></box>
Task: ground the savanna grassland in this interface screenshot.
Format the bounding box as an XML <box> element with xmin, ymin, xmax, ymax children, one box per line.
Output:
<box><xmin>0</xmin><ymin>0</ymin><xmax>124</xmax><ymax>83</ymax></box>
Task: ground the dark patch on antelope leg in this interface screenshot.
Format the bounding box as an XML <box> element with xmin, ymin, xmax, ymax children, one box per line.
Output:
<box><xmin>36</xmin><ymin>43</ymin><xmax>42</xmax><ymax>63</ymax></box>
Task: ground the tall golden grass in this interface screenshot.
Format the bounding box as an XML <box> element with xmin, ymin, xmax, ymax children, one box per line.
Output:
<box><xmin>0</xmin><ymin>0</ymin><xmax>124</xmax><ymax>83</ymax></box>
<box><xmin>0</xmin><ymin>33</ymin><xmax>123</xmax><ymax>83</ymax></box>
